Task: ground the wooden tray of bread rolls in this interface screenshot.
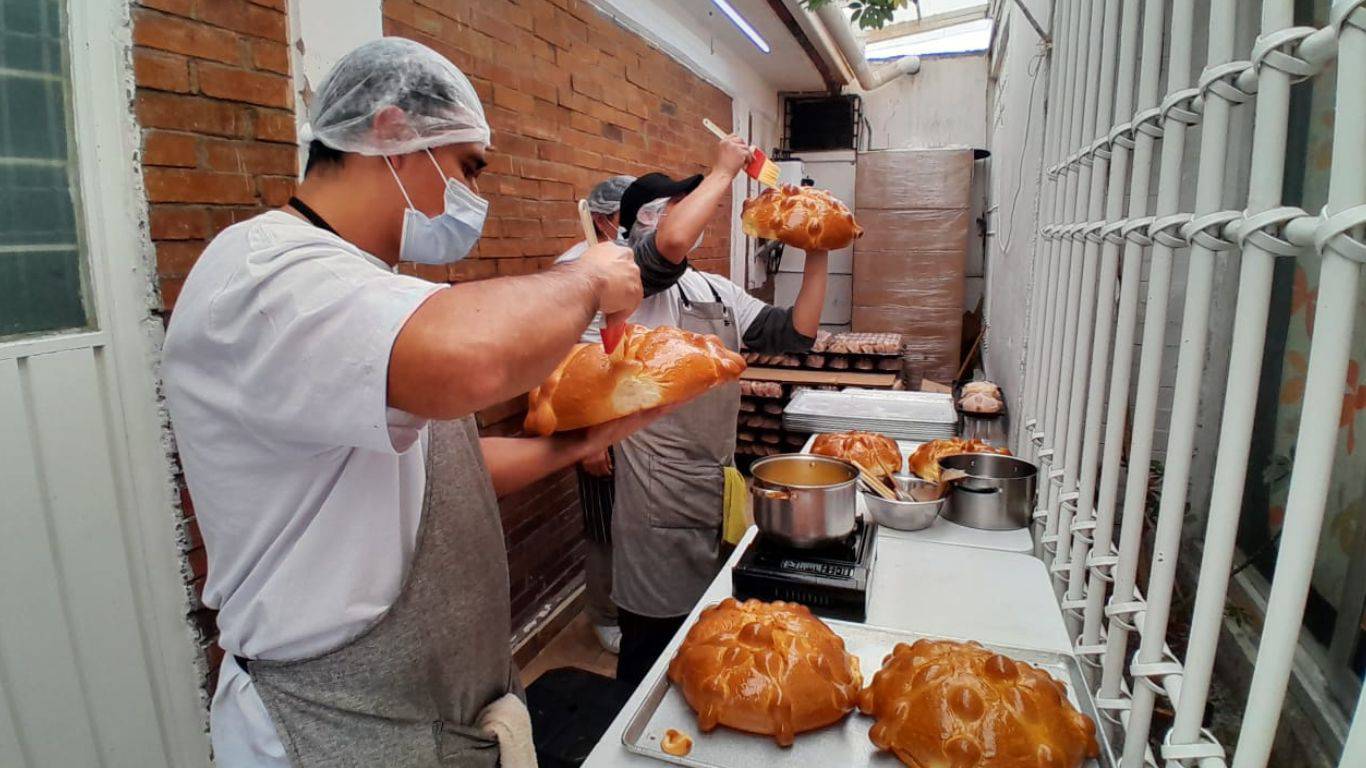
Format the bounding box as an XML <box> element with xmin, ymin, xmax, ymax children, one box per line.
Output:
<box><xmin>621</xmin><ymin>620</ymin><xmax>1116</xmax><ymax>768</ymax></box>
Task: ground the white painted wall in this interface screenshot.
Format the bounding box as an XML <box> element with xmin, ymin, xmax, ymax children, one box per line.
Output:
<box><xmin>288</xmin><ymin>0</ymin><xmax>384</xmax><ymax>172</ymax></box>
<box><xmin>859</xmin><ymin>54</ymin><xmax>989</xmax><ymax>151</ymax></box>
<box><xmin>981</xmin><ymin>0</ymin><xmax>1049</xmax><ymax>409</ymax></box>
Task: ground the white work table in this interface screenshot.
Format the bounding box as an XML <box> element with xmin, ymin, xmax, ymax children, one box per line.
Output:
<box><xmin>581</xmin><ymin>525</ymin><xmax>1071</xmax><ymax>767</ymax></box>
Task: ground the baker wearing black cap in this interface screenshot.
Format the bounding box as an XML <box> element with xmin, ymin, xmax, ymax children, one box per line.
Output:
<box><xmin>608</xmin><ymin>138</ymin><xmax>833</xmax><ymax>689</ymax></box>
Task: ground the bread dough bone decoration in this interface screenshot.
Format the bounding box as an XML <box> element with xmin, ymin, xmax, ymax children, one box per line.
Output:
<box><xmin>741</xmin><ymin>185</ymin><xmax>863</xmax><ymax>251</ymax></box>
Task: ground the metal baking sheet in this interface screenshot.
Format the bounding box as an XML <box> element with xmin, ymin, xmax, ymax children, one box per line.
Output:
<box><xmin>783</xmin><ymin>390</ymin><xmax>959</xmax><ymax>441</ymax></box>
<box><xmin>621</xmin><ymin>621</ymin><xmax>1116</xmax><ymax>768</ymax></box>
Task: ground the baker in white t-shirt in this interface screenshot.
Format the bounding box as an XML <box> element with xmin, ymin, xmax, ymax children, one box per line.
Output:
<box><xmin>162</xmin><ymin>39</ymin><xmax>663</xmax><ymax>768</ymax></box>
<box><xmin>603</xmin><ymin>173</ymin><xmax>833</xmax><ymax>688</ymax></box>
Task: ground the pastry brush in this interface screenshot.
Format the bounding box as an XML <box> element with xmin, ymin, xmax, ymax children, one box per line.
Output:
<box><xmin>702</xmin><ymin>118</ymin><xmax>779</xmax><ymax>188</ymax></box>
<box><xmin>578</xmin><ymin>198</ymin><xmax>627</xmax><ymax>356</ymax></box>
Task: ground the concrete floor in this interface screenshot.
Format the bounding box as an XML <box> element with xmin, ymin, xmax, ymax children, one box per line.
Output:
<box><xmin>519</xmin><ymin>610</ymin><xmax>617</xmax><ymax>688</ymax></box>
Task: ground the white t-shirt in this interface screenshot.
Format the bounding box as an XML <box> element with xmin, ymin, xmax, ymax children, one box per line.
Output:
<box><xmin>162</xmin><ymin>211</ymin><xmax>444</xmax><ymax>767</ymax></box>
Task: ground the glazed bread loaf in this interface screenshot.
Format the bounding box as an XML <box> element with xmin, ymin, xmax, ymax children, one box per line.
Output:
<box><xmin>741</xmin><ymin>185</ymin><xmax>863</xmax><ymax>251</ymax></box>
<box><xmin>667</xmin><ymin>598</ymin><xmax>862</xmax><ymax>746</ymax></box>
<box><xmin>523</xmin><ymin>324</ymin><xmax>745</xmax><ymax>436</ymax></box>
<box><xmin>908</xmin><ymin>438</ymin><xmax>1011</xmax><ymax>483</ymax></box>
<box><xmin>810</xmin><ymin>431</ymin><xmax>901</xmax><ymax>482</ymax></box>
<box><xmin>859</xmin><ymin>639</ymin><xmax>1100</xmax><ymax>768</ymax></box>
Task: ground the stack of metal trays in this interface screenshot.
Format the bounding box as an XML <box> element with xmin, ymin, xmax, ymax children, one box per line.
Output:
<box><xmin>783</xmin><ymin>389</ymin><xmax>958</xmax><ymax>441</ymax></box>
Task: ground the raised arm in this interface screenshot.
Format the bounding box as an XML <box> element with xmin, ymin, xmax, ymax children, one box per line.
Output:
<box><xmin>654</xmin><ymin>135</ymin><xmax>750</xmax><ymax>262</ymax></box>
<box><xmin>388</xmin><ymin>242</ymin><xmax>641</xmax><ymax>420</ymax></box>
<box><xmin>790</xmin><ymin>250</ymin><xmax>830</xmax><ymax>337</ymax></box>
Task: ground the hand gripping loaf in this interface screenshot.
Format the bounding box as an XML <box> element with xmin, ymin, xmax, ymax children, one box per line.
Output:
<box><xmin>859</xmin><ymin>639</ymin><xmax>1100</xmax><ymax>768</ymax></box>
<box><xmin>667</xmin><ymin>598</ymin><xmax>862</xmax><ymax>746</ymax></box>
<box><xmin>741</xmin><ymin>185</ymin><xmax>863</xmax><ymax>251</ymax></box>
<box><xmin>523</xmin><ymin>324</ymin><xmax>746</xmax><ymax>436</ymax></box>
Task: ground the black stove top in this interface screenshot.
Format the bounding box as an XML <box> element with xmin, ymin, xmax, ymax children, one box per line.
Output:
<box><xmin>732</xmin><ymin>520</ymin><xmax>877</xmax><ymax>622</ymax></box>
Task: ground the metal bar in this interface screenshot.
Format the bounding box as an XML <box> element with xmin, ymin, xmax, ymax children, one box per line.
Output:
<box><xmin>1019</xmin><ymin>0</ymin><xmax>1074</xmax><ymax>457</ymax></box>
<box><xmin>1081</xmin><ymin>0</ymin><xmax>1169</xmax><ymax>650</ymax></box>
<box><xmin>1098</xmin><ymin>0</ymin><xmax>1198</xmax><ymax>716</ymax></box>
<box><xmin>1231</xmin><ymin>2</ymin><xmax>1366</xmax><ymax>765</ymax></box>
<box><xmin>1050</xmin><ymin>0</ymin><xmax>1123</xmax><ymax>608</ymax></box>
<box><xmin>1038</xmin><ymin>0</ymin><xmax>1095</xmax><ymax>561</ymax></box>
<box><xmin>1007</xmin><ymin>0</ymin><xmax>1051</xmax><ymax>44</ymax></box>
<box><xmin>1064</xmin><ymin>0</ymin><xmax>1143</xmax><ymax>635</ymax></box>
<box><xmin>1120</xmin><ymin>0</ymin><xmax>1248</xmax><ymax>759</ymax></box>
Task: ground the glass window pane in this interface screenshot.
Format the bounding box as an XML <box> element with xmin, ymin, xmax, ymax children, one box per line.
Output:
<box><xmin>0</xmin><ymin>0</ymin><xmax>88</xmax><ymax>339</ymax></box>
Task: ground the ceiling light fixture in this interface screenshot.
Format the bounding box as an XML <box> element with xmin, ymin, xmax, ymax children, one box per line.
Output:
<box><xmin>710</xmin><ymin>0</ymin><xmax>771</xmax><ymax>53</ymax></box>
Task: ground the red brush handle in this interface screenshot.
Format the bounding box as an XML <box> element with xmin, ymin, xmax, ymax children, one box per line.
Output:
<box><xmin>601</xmin><ymin>313</ymin><xmax>626</xmax><ymax>355</ymax></box>
<box><xmin>744</xmin><ymin>147</ymin><xmax>768</xmax><ymax>180</ymax></box>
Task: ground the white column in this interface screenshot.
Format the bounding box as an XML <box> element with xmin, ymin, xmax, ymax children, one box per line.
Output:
<box><xmin>1231</xmin><ymin>2</ymin><xmax>1366</xmax><ymax>766</ymax></box>
<box><xmin>1049</xmin><ymin>0</ymin><xmax>1122</xmax><ymax>606</ymax></box>
<box><xmin>1120</xmin><ymin>0</ymin><xmax>1250</xmax><ymax>759</ymax></box>
<box><xmin>1098</xmin><ymin>0</ymin><xmax>1198</xmax><ymax>717</ymax></box>
<box><xmin>1063</xmin><ymin>0</ymin><xmax>1144</xmax><ymax>639</ymax></box>
<box><xmin>1038</xmin><ymin>0</ymin><xmax>1095</xmax><ymax>561</ymax></box>
<box><xmin>1081</xmin><ymin>0</ymin><xmax>1170</xmax><ymax>652</ymax></box>
<box><xmin>1020</xmin><ymin>0</ymin><xmax>1074</xmax><ymax>458</ymax></box>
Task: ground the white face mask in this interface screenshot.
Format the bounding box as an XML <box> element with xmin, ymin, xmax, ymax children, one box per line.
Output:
<box><xmin>384</xmin><ymin>149</ymin><xmax>488</xmax><ymax>265</ymax></box>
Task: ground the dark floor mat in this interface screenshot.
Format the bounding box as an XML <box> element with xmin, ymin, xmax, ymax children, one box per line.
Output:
<box><xmin>527</xmin><ymin>667</ymin><xmax>633</xmax><ymax>768</ymax></box>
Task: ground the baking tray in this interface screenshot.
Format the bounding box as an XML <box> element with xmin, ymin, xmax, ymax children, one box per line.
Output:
<box><xmin>621</xmin><ymin>621</ymin><xmax>1116</xmax><ymax>768</ymax></box>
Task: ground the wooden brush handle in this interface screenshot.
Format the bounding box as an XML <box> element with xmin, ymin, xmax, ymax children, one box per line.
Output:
<box><xmin>578</xmin><ymin>199</ymin><xmax>598</xmax><ymax>245</ymax></box>
<box><xmin>702</xmin><ymin>118</ymin><xmax>731</xmax><ymax>141</ymax></box>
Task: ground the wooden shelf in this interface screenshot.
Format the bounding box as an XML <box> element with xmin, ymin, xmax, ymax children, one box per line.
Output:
<box><xmin>740</xmin><ymin>366</ymin><xmax>898</xmax><ymax>388</ymax></box>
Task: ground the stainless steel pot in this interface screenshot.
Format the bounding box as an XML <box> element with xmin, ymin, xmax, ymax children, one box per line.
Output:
<box><xmin>938</xmin><ymin>453</ymin><xmax>1037</xmax><ymax>530</ymax></box>
<box><xmin>749</xmin><ymin>454</ymin><xmax>858</xmax><ymax>548</ymax></box>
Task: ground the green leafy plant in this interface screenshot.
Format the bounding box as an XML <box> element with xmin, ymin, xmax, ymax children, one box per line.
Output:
<box><xmin>798</xmin><ymin>0</ymin><xmax>920</xmax><ymax>30</ymax></box>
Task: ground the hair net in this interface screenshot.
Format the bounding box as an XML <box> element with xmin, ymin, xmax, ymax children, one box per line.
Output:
<box><xmin>307</xmin><ymin>37</ymin><xmax>490</xmax><ymax>156</ymax></box>
<box><xmin>627</xmin><ymin>197</ymin><xmax>670</xmax><ymax>244</ymax></box>
<box><xmin>586</xmin><ymin>175</ymin><xmax>636</xmax><ymax>214</ymax></box>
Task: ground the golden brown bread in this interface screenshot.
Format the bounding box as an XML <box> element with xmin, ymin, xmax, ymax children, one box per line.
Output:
<box><xmin>859</xmin><ymin>639</ymin><xmax>1100</xmax><ymax>768</ymax></box>
<box><xmin>667</xmin><ymin>598</ymin><xmax>862</xmax><ymax>746</ymax></box>
<box><xmin>908</xmin><ymin>438</ymin><xmax>1012</xmax><ymax>483</ymax></box>
<box><xmin>810</xmin><ymin>431</ymin><xmax>902</xmax><ymax>483</ymax></box>
<box><xmin>741</xmin><ymin>185</ymin><xmax>863</xmax><ymax>251</ymax></box>
<box><xmin>523</xmin><ymin>324</ymin><xmax>746</xmax><ymax>436</ymax></box>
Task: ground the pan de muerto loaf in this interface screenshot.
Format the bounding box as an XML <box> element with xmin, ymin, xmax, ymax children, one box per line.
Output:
<box><xmin>741</xmin><ymin>185</ymin><xmax>863</xmax><ymax>251</ymax></box>
<box><xmin>859</xmin><ymin>639</ymin><xmax>1100</xmax><ymax>768</ymax></box>
<box><xmin>524</xmin><ymin>324</ymin><xmax>745</xmax><ymax>435</ymax></box>
<box><xmin>667</xmin><ymin>598</ymin><xmax>862</xmax><ymax>746</ymax></box>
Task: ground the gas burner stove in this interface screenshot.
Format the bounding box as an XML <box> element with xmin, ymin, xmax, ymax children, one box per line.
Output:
<box><xmin>731</xmin><ymin>519</ymin><xmax>877</xmax><ymax>622</ymax></box>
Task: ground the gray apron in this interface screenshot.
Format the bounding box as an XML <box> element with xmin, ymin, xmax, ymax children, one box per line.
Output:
<box><xmin>240</xmin><ymin>417</ymin><xmax>517</xmax><ymax>767</ymax></box>
<box><xmin>613</xmin><ymin>273</ymin><xmax>743</xmax><ymax>618</ymax></box>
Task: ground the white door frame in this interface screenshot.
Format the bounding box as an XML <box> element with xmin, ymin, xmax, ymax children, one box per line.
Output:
<box><xmin>11</xmin><ymin>1</ymin><xmax>212</xmax><ymax>763</ymax></box>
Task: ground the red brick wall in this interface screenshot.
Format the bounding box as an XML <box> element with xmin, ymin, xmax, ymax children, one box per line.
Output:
<box><xmin>131</xmin><ymin>0</ymin><xmax>297</xmax><ymax>685</ymax></box>
<box><xmin>382</xmin><ymin>0</ymin><xmax>737</xmax><ymax>636</ymax></box>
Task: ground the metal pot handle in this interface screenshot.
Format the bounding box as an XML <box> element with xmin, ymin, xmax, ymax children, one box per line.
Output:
<box><xmin>751</xmin><ymin>486</ymin><xmax>791</xmax><ymax>501</ymax></box>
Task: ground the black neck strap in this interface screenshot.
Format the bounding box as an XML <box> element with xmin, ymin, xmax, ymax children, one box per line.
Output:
<box><xmin>288</xmin><ymin>196</ymin><xmax>337</xmax><ymax>236</ymax></box>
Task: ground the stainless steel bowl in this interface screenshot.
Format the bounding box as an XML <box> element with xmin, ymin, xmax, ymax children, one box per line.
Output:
<box><xmin>861</xmin><ymin>492</ymin><xmax>944</xmax><ymax>531</ymax></box>
<box><xmin>890</xmin><ymin>473</ymin><xmax>944</xmax><ymax>502</ymax></box>
<box><xmin>938</xmin><ymin>453</ymin><xmax>1037</xmax><ymax>530</ymax></box>
<box><xmin>750</xmin><ymin>454</ymin><xmax>859</xmax><ymax>548</ymax></box>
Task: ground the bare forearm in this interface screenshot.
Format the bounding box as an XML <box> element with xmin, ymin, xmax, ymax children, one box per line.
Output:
<box><xmin>390</xmin><ymin>267</ymin><xmax>598</xmax><ymax>420</ymax></box>
<box><xmin>656</xmin><ymin>171</ymin><xmax>732</xmax><ymax>262</ymax></box>
<box><xmin>481</xmin><ymin>435</ymin><xmax>592</xmax><ymax>497</ymax></box>
<box><xmin>791</xmin><ymin>251</ymin><xmax>830</xmax><ymax>337</ymax></box>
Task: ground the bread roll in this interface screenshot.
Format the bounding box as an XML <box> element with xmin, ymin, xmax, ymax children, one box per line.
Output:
<box><xmin>523</xmin><ymin>324</ymin><xmax>745</xmax><ymax>436</ymax></box>
<box><xmin>908</xmin><ymin>438</ymin><xmax>1011</xmax><ymax>483</ymax></box>
<box><xmin>960</xmin><ymin>391</ymin><xmax>1003</xmax><ymax>414</ymax></box>
<box><xmin>668</xmin><ymin>598</ymin><xmax>862</xmax><ymax>746</ymax></box>
<box><xmin>741</xmin><ymin>185</ymin><xmax>863</xmax><ymax>251</ymax></box>
<box><xmin>859</xmin><ymin>639</ymin><xmax>1099</xmax><ymax>768</ymax></box>
<box><xmin>810</xmin><ymin>431</ymin><xmax>902</xmax><ymax>482</ymax></box>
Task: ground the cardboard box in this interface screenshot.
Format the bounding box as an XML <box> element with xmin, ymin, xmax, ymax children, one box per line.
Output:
<box><xmin>854</xmin><ymin>148</ymin><xmax>974</xmax><ymax>210</ymax></box>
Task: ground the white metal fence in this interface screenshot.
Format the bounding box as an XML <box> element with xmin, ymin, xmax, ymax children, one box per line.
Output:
<box><xmin>1014</xmin><ymin>0</ymin><xmax>1366</xmax><ymax>765</ymax></box>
